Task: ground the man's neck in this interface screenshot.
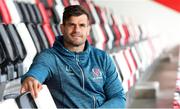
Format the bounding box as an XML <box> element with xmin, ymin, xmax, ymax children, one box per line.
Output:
<box><xmin>64</xmin><ymin>43</ymin><xmax>85</xmax><ymax>53</ymax></box>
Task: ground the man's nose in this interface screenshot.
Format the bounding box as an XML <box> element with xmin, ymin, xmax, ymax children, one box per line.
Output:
<box><xmin>74</xmin><ymin>25</ymin><xmax>81</xmax><ymax>32</ymax></box>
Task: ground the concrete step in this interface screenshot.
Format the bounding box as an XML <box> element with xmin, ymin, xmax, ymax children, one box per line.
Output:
<box><xmin>133</xmin><ymin>81</ymin><xmax>160</xmax><ymax>99</ymax></box>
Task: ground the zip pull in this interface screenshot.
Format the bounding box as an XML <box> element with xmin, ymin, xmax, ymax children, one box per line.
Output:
<box><xmin>75</xmin><ymin>53</ymin><xmax>79</xmax><ymax>62</ymax></box>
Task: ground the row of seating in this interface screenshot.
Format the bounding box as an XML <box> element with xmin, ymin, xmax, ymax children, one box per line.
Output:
<box><xmin>0</xmin><ymin>22</ymin><xmax>62</xmax><ymax>83</ymax></box>
<box><xmin>110</xmin><ymin>36</ymin><xmax>163</xmax><ymax>92</ymax></box>
<box><xmin>0</xmin><ymin>0</ymin><xmax>145</xmax><ymax>49</ymax></box>
<box><xmin>0</xmin><ymin>0</ymin><xmax>140</xmax><ymax>80</ymax></box>
<box><xmin>0</xmin><ymin>0</ymin><xmax>59</xmax><ymax>24</ymax></box>
<box><xmin>173</xmin><ymin>48</ymin><xmax>180</xmax><ymax>109</ymax></box>
<box><xmin>0</xmin><ymin>0</ymin><xmax>167</xmax><ymax>102</ymax></box>
<box><xmin>0</xmin><ymin>85</ymin><xmax>57</xmax><ymax>109</ymax></box>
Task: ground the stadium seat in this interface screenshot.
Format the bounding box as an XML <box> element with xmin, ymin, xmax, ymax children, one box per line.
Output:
<box><xmin>0</xmin><ymin>24</ymin><xmax>18</xmax><ymax>81</ymax></box>
<box><xmin>0</xmin><ymin>0</ymin><xmax>11</xmax><ymax>24</ymax></box>
<box><xmin>0</xmin><ymin>85</ymin><xmax>57</xmax><ymax>109</ymax></box>
<box><xmin>15</xmin><ymin>23</ymin><xmax>37</xmax><ymax>73</ymax></box>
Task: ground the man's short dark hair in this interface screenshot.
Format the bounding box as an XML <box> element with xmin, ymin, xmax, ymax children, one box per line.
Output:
<box><xmin>62</xmin><ymin>5</ymin><xmax>90</xmax><ymax>24</ymax></box>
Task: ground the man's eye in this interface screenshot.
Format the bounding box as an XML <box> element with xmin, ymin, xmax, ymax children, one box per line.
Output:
<box><xmin>80</xmin><ymin>24</ymin><xmax>86</xmax><ymax>27</ymax></box>
<box><xmin>69</xmin><ymin>24</ymin><xmax>74</xmax><ymax>27</ymax></box>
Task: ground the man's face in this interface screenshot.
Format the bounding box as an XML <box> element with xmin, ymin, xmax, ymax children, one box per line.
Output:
<box><xmin>60</xmin><ymin>14</ymin><xmax>90</xmax><ymax>47</ymax></box>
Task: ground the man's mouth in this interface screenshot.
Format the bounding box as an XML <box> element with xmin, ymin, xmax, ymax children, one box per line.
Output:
<box><xmin>72</xmin><ymin>34</ymin><xmax>82</xmax><ymax>37</ymax></box>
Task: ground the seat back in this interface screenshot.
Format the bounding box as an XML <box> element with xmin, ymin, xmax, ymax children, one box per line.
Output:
<box><xmin>0</xmin><ymin>85</ymin><xmax>57</xmax><ymax>109</ymax></box>
<box><xmin>15</xmin><ymin>92</ymin><xmax>37</xmax><ymax>108</ymax></box>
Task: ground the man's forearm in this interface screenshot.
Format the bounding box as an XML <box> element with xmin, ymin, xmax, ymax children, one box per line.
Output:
<box><xmin>98</xmin><ymin>96</ymin><xmax>126</xmax><ymax>108</ymax></box>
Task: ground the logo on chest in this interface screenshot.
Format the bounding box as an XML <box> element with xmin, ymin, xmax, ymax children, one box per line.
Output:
<box><xmin>92</xmin><ymin>67</ymin><xmax>103</xmax><ymax>80</ymax></box>
<box><xmin>66</xmin><ymin>66</ymin><xmax>75</xmax><ymax>76</ymax></box>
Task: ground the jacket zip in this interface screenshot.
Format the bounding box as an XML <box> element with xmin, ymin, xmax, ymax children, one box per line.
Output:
<box><xmin>75</xmin><ymin>54</ymin><xmax>96</xmax><ymax>108</ymax></box>
<box><xmin>75</xmin><ymin>54</ymin><xmax>85</xmax><ymax>90</ymax></box>
<box><xmin>92</xmin><ymin>95</ymin><xmax>96</xmax><ymax>108</ymax></box>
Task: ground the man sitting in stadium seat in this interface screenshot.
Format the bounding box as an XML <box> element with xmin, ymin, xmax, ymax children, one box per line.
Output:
<box><xmin>20</xmin><ymin>5</ymin><xmax>126</xmax><ymax>108</ymax></box>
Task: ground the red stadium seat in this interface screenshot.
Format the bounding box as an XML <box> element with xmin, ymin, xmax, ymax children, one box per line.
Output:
<box><xmin>42</xmin><ymin>23</ymin><xmax>55</xmax><ymax>47</ymax></box>
<box><xmin>0</xmin><ymin>0</ymin><xmax>11</xmax><ymax>24</ymax></box>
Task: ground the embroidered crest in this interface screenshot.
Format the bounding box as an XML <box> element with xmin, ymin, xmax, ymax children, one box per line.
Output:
<box><xmin>92</xmin><ymin>67</ymin><xmax>102</xmax><ymax>80</ymax></box>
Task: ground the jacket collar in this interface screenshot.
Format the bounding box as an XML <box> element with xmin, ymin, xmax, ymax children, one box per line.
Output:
<box><xmin>53</xmin><ymin>36</ymin><xmax>91</xmax><ymax>60</ymax></box>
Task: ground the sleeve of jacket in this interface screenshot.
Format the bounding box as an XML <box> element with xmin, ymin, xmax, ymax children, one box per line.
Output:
<box><xmin>99</xmin><ymin>53</ymin><xmax>126</xmax><ymax>108</ymax></box>
<box><xmin>21</xmin><ymin>50</ymin><xmax>56</xmax><ymax>84</ymax></box>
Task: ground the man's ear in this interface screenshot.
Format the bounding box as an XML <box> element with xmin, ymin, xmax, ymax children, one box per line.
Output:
<box><xmin>60</xmin><ymin>24</ymin><xmax>64</xmax><ymax>35</ymax></box>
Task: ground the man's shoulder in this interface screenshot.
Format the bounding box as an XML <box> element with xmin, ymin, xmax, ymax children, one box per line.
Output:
<box><xmin>34</xmin><ymin>48</ymin><xmax>55</xmax><ymax>59</ymax></box>
<box><xmin>40</xmin><ymin>48</ymin><xmax>56</xmax><ymax>54</ymax></box>
<box><xmin>90</xmin><ymin>46</ymin><xmax>109</xmax><ymax>57</ymax></box>
<box><xmin>91</xmin><ymin>46</ymin><xmax>105</xmax><ymax>53</ymax></box>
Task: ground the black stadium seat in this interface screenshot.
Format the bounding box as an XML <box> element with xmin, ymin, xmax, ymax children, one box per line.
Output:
<box><xmin>0</xmin><ymin>24</ymin><xmax>17</xmax><ymax>81</ymax></box>
<box><xmin>7</xmin><ymin>24</ymin><xmax>27</xmax><ymax>77</ymax></box>
<box><xmin>51</xmin><ymin>23</ymin><xmax>61</xmax><ymax>36</ymax></box>
<box><xmin>37</xmin><ymin>24</ymin><xmax>50</xmax><ymax>49</ymax></box>
<box><xmin>50</xmin><ymin>7</ymin><xmax>61</xmax><ymax>24</ymax></box>
<box><xmin>13</xmin><ymin>1</ymin><xmax>23</xmax><ymax>23</ymax></box>
<box><xmin>0</xmin><ymin>42</ymin><xmax>7</xmax><ymax>83</ymax></box>
<box><xmin>27</xmin><ymin>3</ymin><xmax>38</xmax><ymax>23</ymax></box>
<box><xmin>0</xmin><ymin>42</ymin><xmax>6</xmax><ymax>67</ymax></box>
<box><xmin>31</xmin><ymin>24</ymin><xmax>45</xmax><ymax>49</ymax></box>
<box><xmin>15</xmin><ymin>92</ymin><xmax>37</xmax><ymax>108</ymax></box>
<box><xmin>31</xmin><ymin>4</ymin><xmax>43</xmax><ymax>23</ymax></box>
<box><xmin>17</xmin><ymin>2</ymin><xmax>31</xmax><ymax>23</ymax></box>
<box><xmin>14</xmin><ymin>23</ymin><xmax>37</xmax><ymax>74</ymax></box>
<box><xmin>7</xmin><ymin>24</ymin><xmax>27</xmax><ymax>61</ymax></box>
<box><xmin>56</xmin><ymin>23</ymin><xmax>62</xmax><ymax>35</ymax></box>
<box><xmin>0</xmin><ymin>85</ymin><xmax>57</xmax><ymax>108</ymax></box>
<box><xmin>4</xmin><ymin>24</ymin><xmax>26</xmax><ymax>79</ymax></box>
<box><xmin>112</xmin><ymin>55</ymin><xmax>124</xmax><ymax>82</ymax></box>
<box><xmin>27</xmin><ymin>23</ymin><xmax>42</xmax><ymax>53</ymax></box>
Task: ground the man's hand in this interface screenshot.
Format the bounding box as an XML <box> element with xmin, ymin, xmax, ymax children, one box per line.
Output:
<box><xmin>20</xmin><ymin>77</ymin><xmax>42</xmax><ymax>98</ymax></box>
